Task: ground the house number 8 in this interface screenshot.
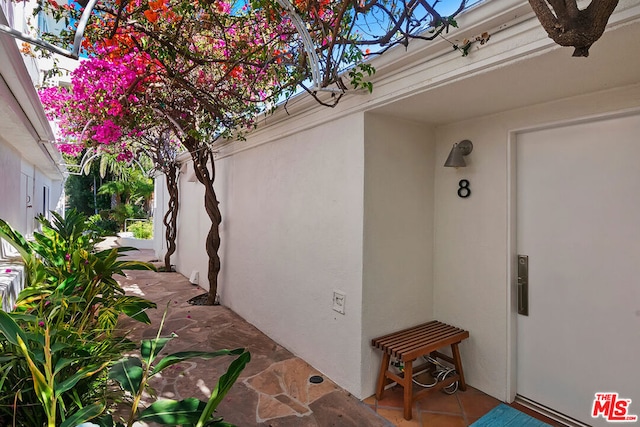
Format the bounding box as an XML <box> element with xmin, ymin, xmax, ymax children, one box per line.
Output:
<box><xmin>458</xmin><ymin>179</ymin><xmax>471</xmax><ymax>198</ymax></box>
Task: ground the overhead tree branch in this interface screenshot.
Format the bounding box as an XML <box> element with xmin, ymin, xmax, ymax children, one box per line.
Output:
<box><xmin>528</xmin><ymin>0</ymin><xmax>619</xmax><ymax>56</ymax></box>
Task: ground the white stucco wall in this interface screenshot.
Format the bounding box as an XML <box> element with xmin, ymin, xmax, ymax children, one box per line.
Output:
<box><xmin>20</xmin><ymin>159</ymin><xmax>64</xmax><ymax>233</ymax></box>
<box><xmin>361</xmin><ymin>113</ymin><xmax>436</xmax><ymax>397</ymax></box>
<box><xmin>153</xmin><ymin>173</ymin><xmax>170</xmax><ymax>261</ymax></box>
<box><xmin>214</xmin><ymin>113</ymin><xmax>366</xmax><ymax>395</ymax></box>
<box><xmin>0</xmin><ymin>142</ymin><xmax>22</xmax><ymax>227</ymax></box>
<box><xmin>1</xmin><ymin>4</ymin><xmax>65</xmax><ymax>232</ymax></box>
<box><xmin>161</xmin><ymin>0</ymin><xmax>640</xmax><ymax>405</ymax></box>
<box><xmin>432</xmin><ymin>83</ymin><xmax>640</xmax><ymax>402</ymax></box>
<box><xmin>166</xmin><ymin>87</ymin><xmax>640</xmax><ymax>404</ymax></box>
<box><xmin>174</xmin><ymin>160</ymin><xmax>208</xmax><ymax>283</ymax></box>
<box><xmin>0</xmin><ymin>143</ymin><xmax>63</xmax><ymax>234</ymax></box>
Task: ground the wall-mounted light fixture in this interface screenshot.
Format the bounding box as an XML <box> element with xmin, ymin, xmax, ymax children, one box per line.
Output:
<box><xmin>444</xmin><ymin>140</ymin><xmax>473</xmax><ymax>168</ymax></box>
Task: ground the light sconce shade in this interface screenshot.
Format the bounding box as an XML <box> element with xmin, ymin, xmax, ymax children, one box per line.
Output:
<box><xmin>444</xmin><ymin>140</ymin><xmax>473</xmax><ymax>168</ymax></box>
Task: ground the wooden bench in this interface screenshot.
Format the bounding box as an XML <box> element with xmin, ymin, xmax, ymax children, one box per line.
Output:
<box><xmin>371</xmin><ymin>320</ymin><xmax>469</xmax><ymax>420</ymax></box>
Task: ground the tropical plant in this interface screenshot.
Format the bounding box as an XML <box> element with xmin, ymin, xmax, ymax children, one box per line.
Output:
<box><xmin>64</xmin><ymin>155</ymin><xmax>114</xmax><ymax>216</ymax></box>
<box><xmin>0</xmin><ymin>211</ymin><xmax>249</xmax><ymax>426</ymax></box>
<box><xmin>0</xmin><ymin>210</ymin><xmax>157</xmax><ymax>328</ymax></box>
<box><xmin>0</xmin><ymin>211</ymin><xmax>157</xmax><ymax>425</ymax></box>
<box><xmin>0</xmin><ymin>311</ymin><xmax>116</xmax><ymax>427</ymax></box>
<box><xmin>110</xmin><ymin>204</ymin><xmax>148</xmax><ymax>231</ymax></box>
<box><xmin>127</xmin><ymin>220</ymin><xmax>153</xmax><ymax>240</ymax></box>
<box><xmin>102</xmin><ymin>307</ymin><xmax>250</xmax><ymax>427</ymax></box>
<box><xmin>87</xmin><ymin>213</ymin><xmax>120</xmax><ymax>236</ymax></box>
<box><xmin>0</xmin><ymin>306</ymin><xmax>250</xmax><ymax>427</ymax></box>
<box><xmin>97</xmin><ymin>169</ymin><xmax>154</xmax><ymax>212</ymax></box>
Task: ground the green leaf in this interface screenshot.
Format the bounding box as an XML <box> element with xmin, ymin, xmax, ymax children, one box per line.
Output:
<box><xmin>55</xmin><ymin>362</ymin><xmax>109</xmax><ymax>397</ymax></box>
<box><xmin>138</xmin><ymin>397</ymin><xmax>207</xmax><ymax>424</ymax></box>
<box><xmin>96</xmin><ymin>246</ymin><xmax>135</xmax><ymax>258</ymax></box>
<box><xmin>0</xmin><ymin>360</ymin><xmax>15</xmax><ymax>391</ymax></box>
<box><xmin>54</xmin><ymin>357</ymin><xmax>76</xmax><ymax>375</ymax></box>
<box><xmin>16</xmin><ymin>335</ymin><xmax>53</xmax><ymax>408</ymax></box>
<box><xmin>59</xmin><ymin>402</ymin><xmax>105</xmax><ymax>427</ymax></box>
<box><xmin>206</xmin><ymin>421</ymin><xmax>236</xmax><ymax>427</ymax></box>
<box><xmin>50</xmin><ymin>341</ymin><xmax>71</xmax><ymax>355</ymax></box>
<box><xmin>151</xmin><ymin>348</ymin><xmax>245</xmax><ymax>376</ymax></box>
<box><xmin>6</xmin><ymin>312</ymin><xmax>38</xmax><ymax>323</ymax></box>
<box><xmin>91</xmin><ymin>413</ymin><xmax>119</xmax><ymax>427</ymax></box>
<box><xmin>141</xmin><ymin>336</ymin><xmax>173</xmax><ymax>362</ymax></box>
<box><xmin>116</xmin><ymin>296</ymin><xmax>156</xmax><ymax>324</ymax></box>
<box><xmin>109</xmin><ymin>357</ymin><xmax>144</xmax><ymax>395</ymax></box>
<box><xmin>17</xmin><ymin>287</ymin><xmax>52</xmax><ymax>302</ymax></box>
<box><xmin>113</xmin><ymin>260</ymin><xmax>157</xmax><ymax>272</ymax></box>
<box><xmin>0</xmin><ymin>218</ymin><xmax>32</xmax><ymax>262</ymax></box>
<box><xmin>0</xmin><ymin>310</ymin><xmax>28</xmax><ymax>346</ymax></box>
<box><xmin>196</xmin><ymin>351</ymin><xmax>250</xmax><ymax>427</ymax></box>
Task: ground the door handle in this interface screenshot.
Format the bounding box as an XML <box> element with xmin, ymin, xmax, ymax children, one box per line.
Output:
<box><xmin>518</xmin><ymin>255</ymin><xmax>529</xmax><ymax>316</ymax></box>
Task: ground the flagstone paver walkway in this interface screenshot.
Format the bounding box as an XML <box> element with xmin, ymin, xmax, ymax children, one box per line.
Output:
<box><xmin>110</xmin><ymin>242</ymin><xmax>392</xmax><ymax>427</ymax></box>
<box><xmin>109</xmin><ymin>240</ymin><xmax>561</xmax><ymax>426</ymax></box>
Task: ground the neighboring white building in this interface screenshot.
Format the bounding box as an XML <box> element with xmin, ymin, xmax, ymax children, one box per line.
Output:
<box><xmin>0</xmin><ymin>0</ymin><xmax>65</xmax><ymax>309</ymax></box>
<box><xmin>0</xmin><ymin>1</ymin><xmax>66</xmax><ymax>233</ymax></box>
<box><xmin>157</xmin><ymin>1</ymin><xmax>640</xmax><ymax>425</ymax></box>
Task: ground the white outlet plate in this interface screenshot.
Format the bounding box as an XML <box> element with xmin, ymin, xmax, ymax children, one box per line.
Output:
<box><xmin>332</xmin><ymin>291</ymin><xmax>346</xmax><ymax>314</ymax></box>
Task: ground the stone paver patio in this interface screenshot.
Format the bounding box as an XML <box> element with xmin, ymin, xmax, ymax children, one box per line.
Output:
<box><xmin>112</xmin><ymin>244</ymin><xmax>392</xmax><ymax>427</ymax></box>
<box><xmin>111</xmin><ymin>242</ymin><xmax>560</xmax><ymax>426</ymax></box>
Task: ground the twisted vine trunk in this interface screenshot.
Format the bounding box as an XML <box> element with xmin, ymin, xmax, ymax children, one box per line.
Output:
<box><xmin>163</xmin><ymin>165</ymin><xmax>179</xmax><ymax>272</ymax></box>
<box><xmin>188</xmin><ymin>142</ymin><xmax>221</xmax><ymax>305</ymax></box>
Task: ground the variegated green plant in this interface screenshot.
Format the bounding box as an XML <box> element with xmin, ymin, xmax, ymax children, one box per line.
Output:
<box><xmin>0</xmin><ymin>311</ymin><xmax>109</xmax><ymax>427</ymax></box>
<box><xmin>0</xmin><ymin>212</ymin><xmax>157</xmax><ymax>426</ymax></box>
<box><xmin>0</xmin><ymin>210</ymin><xmax>157</xmax><ymax>332</ymax></box>
<box><xmin>104</xmin><ymin>306</ymin><xmax>250</xmax><ymax>427</ymax></box>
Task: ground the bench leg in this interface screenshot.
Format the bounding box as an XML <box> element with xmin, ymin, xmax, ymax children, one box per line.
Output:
<box><xmin>375</xmin><ymin>352</ymin><xmax>390</xmax><ymax>400</ymax></box>
<box><xmin>403</xmin><ymin>360</ymin><xmax>413</xmax><ymax>420</ymax></box>
<box><xmin>451</xmin><ymin>343</ymin><xmax>467</xmax><ymax>391</ymax></box>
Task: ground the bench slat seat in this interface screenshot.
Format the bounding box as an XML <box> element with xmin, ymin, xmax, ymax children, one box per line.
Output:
<box><xmin>371</xmin><ymin>320</ymin><xmax>469</xmax><ymax>420</ymax></box>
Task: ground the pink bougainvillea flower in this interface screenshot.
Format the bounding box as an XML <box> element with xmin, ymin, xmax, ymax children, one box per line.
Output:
<box><xmin>92</xmin><ymin>120</ymin><xmax>123</xmax><ymax>144</ymax></box>
<box><xmin>116</xmin><ymin>149</ymin><xmax>134</xmax><ymax>162</ymax></box>
<box><xmin>215</xmin><ymin>1</ymin><xmax>231</xmax><ymax>13</ymax></box>
<box><xmin>56</xmin><ymin>144</ymin><xmax>85</xmax><ymax>156</ymax></box>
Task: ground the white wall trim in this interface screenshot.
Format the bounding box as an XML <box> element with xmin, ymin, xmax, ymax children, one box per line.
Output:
<box><xmin>506</xmin><ymin>127</ymin><xmax>517</xmax><ymax>402</ymax></box>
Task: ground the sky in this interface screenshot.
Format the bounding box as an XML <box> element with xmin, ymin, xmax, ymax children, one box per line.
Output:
<box><xmin>353</xmin><ymin>0</ymin><xmax>485</xmax><ymax>52</ymax></box>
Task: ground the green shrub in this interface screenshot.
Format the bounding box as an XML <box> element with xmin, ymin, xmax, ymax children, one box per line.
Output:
<box><xmin>112</xmin><ymin>204</ymin><xmax>147</xmax><ymax>229</ymax></box>
<box><xmin>87</xmin><ymin>213</ymin><xmax>120</xmax><ymax>236</ymax></box>
<box><xmin>128</xmin><ymin>220</ymin><xmax>153</xmax><ymax>239</ymax></box>
<box><xmin>0</xmin><ymin>210</ymin><xmax>156</xmax><ymax>426</ymax></box>
<box><xmin>0</xmin><ymin>211</ymin><xmax>246</xmax><ymax>427</ymax></box>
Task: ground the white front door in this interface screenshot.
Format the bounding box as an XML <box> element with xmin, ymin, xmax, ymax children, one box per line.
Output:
<box><xmin>516</xmin><ymin>114</ymin><xmax>640</xmax><ymax>426</ymax></box>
